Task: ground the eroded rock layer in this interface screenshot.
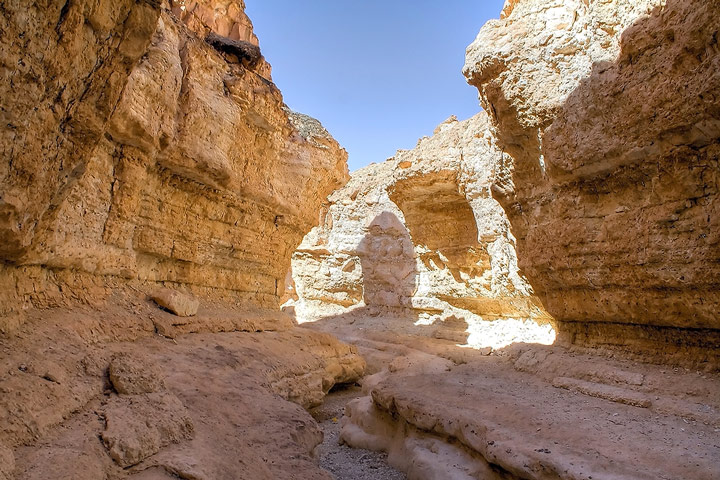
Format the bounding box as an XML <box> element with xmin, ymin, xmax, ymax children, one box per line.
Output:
<box><xmin>0</xmin><ymin>0</ymin><xmax>348</xmax><ymax>332</ymax></box>
<box><xmin>0</xmin><ymin>2</ymin><xmax>362</xmax><ymax>478</ymax></box>
<box><xmin>291</xmin><ymin>114</ymin><xmax>555</xmax><ymax>349</ymax></box>
<box><xmin>463</xmin><ymin>0</ymin><xmax>720</xmax><ymax>352</ymax></box>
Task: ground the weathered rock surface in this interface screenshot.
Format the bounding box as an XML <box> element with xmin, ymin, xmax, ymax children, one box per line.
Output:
<box><xmin>109</xmin><ymin>352</ymin><xmax>167</xmax><ymax>395</ymax></box>
<box><xmin>295</xmin><ymin>301</ymin><xmax>720</xmax><ymax>480</ymax></box>
<box><xmin>0</xmin><ymin>444</ymin><xmax>12</xmax><ymax>480</ymax></box>
<box><xmin>102</xmin><ymin>393</ymin><xmax>195</xmax><ymax>468</ymax></box>
<box><xmin>292</xmin><ymin>113</ymin><xmax>555</xmax><ymax>349</ymax></box>
<box><xmin>2</xmin><ymin>302</ymin><xmax>364</xmax><ymax>479</ymax></box>
<box><xmin>341</xmin><ymin>345</ymin><xmax>720</xmax><ymax>480</ymax></box>
<box><xmin>151</xmin><ymin>288</ymin><xmax>200</xmax><ymax>317</ymax></box>
<box><xmin>463</xmin><ymin>0</ymin><xmax>720</xmax><ymax>354</ymax></box>
<box><xmin>0</xmin><ymin>0</ymin><xmax>348</xmax><ymax>331</ymax></box>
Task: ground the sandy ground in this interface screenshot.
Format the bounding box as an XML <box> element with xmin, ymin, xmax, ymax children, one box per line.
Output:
<box><xmin>311</xmin><ymin>385</ymin><xmax>406</xmax><ymax>480</ymax></box>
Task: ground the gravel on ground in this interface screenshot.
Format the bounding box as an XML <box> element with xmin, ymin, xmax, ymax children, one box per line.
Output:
<box><xmin>311</xmin><ymin>385</ymin><xmax>406</xmax><ymax>480</ymax></box>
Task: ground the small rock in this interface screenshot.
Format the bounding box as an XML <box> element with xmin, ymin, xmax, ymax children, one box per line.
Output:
<box><xmin>35</xmin><ymin>360</ymin><xmax>68</xmax><ymax>384</ymax></box>
<box><xmin>108</xmin><ymin>353</ymin><xmax>166</xmax><ymax>395</ymax></box>
<box><xmin>151</xmin><ymin>288</ymin><xmax>199</xmax><ymax>317</ymax></box>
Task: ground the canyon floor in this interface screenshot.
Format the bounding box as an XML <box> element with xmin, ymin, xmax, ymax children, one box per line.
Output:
<box><xmin>311</xmin><ymin>385</ymin><xmax>406</xmax><ymax>480</ymax></box>
<box><xmin>303</xmin><ymin>311</ymin><xmax>720</xmax><ymax>480</ymax></box>
<box><xmin>0</xmin><ymin>296</ymin><xmax>366</xmax><ymax>480</ymax></box>
<box><xmin>2</xmin><ymin>299</ymin><xmax>719</xmax><ymax>479</ymax></box>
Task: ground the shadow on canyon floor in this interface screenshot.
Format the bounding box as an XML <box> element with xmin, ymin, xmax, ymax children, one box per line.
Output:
<box><xmin>298</xmin><ymin>211</ymin><xmax>519</xmax><ymax>372</ymax></box>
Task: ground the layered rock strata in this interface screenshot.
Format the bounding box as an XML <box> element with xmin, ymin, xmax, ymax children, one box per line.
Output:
<box><xmin>0</xmin><ymin>0</ymin><xmax>347</xmax><ymax>332</ymax></box>
<box><xmin>0</xmin><ymin>1</ymin><xmax>363</xmax><ymax>478</ymax></box>
<box><xmin>463</xmin><ymin>0</ymin><xmax>720</xmax><ymax>354</ymax></box>
<box><xmin>291</xmin><ymin>113</ymin><xmax>555</xmax><ymax>349</ymax></box>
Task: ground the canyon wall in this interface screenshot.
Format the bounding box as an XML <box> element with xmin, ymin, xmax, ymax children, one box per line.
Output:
<box><xmin>0</xmin><ymin>0</ymin><xmax>348</xmax><ymax>332</ymax></box>
<box><xmin>291</xmin><ymin>114</ymin><xmax>555</xmax><ymax>348</ymax></box>
<box><xmin>464</xmin><ymin>0</ymin><xmax>720</xmax><ymax>355</ymax></box>
<box><xmin>0</xmin><ymin>3</ymin><xmax>365</xmax><ymax>478</ymax></box>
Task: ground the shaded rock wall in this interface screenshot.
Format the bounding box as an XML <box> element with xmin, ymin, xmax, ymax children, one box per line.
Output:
<box><xmin>0</xmin><ymin>1</ymin><xmax>348</xmax><ymax>331</ymax></box>
<box><xmin>292</xmin><ymin>114</ymin><xmax>554</xmax><ymax>347</ymax></box>
<box><xmin>464</xmin><ymin>0</ymin><xmax>720</xmax><ymax>352</ymax></box>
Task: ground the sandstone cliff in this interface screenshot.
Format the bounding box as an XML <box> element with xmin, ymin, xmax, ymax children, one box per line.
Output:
<box><xmin>464</xmin><ymin>0</ymin><xmax>720</xmax><ymax>358</ymax></box>
<box><xmin>0</xmin><ymin>2</ymin><xmax>364</xmax><ymax>479</ymax></box>
<box><xmin>0</xmin><ymin>0</ymin><xmax>348</xmax><ymax>333</ymax></box>
<box><xmin>291</xmin><ymin>113</ymin><xmax>555</xmax><ymax>349</ymax></box>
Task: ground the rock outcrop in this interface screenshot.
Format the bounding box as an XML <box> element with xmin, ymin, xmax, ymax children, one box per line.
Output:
<box><xmin>0</xmin><ymin>0</ymin><xmax>348</xmax><ymax>333</ymax></box>
<box><xmin>0</xmin><ymin>1</ymin><xmax>363</xmax><ymax>479</ymax></box>
<box><xmin>464</xmin><ymin>0</ymin><xmax>720</xmax><ymax>357</ymax></box>
<box><xmin>291</xmin><ymin>113</ymin><xmax>555</xmax><ymax>349</ymax></box>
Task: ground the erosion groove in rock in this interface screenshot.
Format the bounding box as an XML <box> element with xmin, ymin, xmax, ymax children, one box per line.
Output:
<box><xmin>463</xmin><ymin>0</ymin><xmax>720</xmax><ymax>353</ymax></box>
<box><xmin>291</xmin><ymin>113</ymin><xmax>555</xmax><ymax>349</ymax></box>
<box><xmin>0</xmin><ymin>0</ymin><xmax>348</xmax><ymax>332</ymax></box>
<box><xmin>340</xmin><ymin>347</ymin><xmax>720</xmax><ymax>480</ymax></box>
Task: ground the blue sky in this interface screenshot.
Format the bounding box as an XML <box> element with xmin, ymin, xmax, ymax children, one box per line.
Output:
<box><xmin>245</xmin><ymin>1</ymin><xmax>505</xmax><ymax>172</ymax></box>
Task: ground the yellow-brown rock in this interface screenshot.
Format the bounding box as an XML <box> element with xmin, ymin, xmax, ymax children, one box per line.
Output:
<box><xmin>464</xmin><ymin>0</ymin><xmax>720</xmax><ymax>352</ymax></box>
<box><xmin>0</xmin><ymin>1</ymin><xmax>348</xmax><ymax>330</ymax></box>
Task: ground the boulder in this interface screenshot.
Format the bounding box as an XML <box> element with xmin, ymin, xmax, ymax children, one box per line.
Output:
<box><xmin>151</xmin><ymin>289</ymin><xmax>200</xmax><ymax>318</ymax></box>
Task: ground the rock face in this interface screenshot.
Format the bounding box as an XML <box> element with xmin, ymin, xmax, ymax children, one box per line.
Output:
<box><xmin>464</xmin><ymin>0</ymin><xmax>720</xmax><ymax>353</ymax></box>
<box><xmin>0</xmin><ymin>2</ymin><xmax>363</xmax><ymax>479</ymax></box>
<box><xmin>0</xmin><ymin>0</ymin><xmax>348</xmax><ymax>331</ymax></box>
<box><xmin>292</xmin><ymin>113</ymin><xmax>555</xmax><ymax>349</ymax></box>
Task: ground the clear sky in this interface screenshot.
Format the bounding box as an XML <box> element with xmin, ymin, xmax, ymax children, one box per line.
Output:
<box><xmin>244</xmin><ymin>1</ymin><xmax>505</xmax><ymax>172</ymax></box>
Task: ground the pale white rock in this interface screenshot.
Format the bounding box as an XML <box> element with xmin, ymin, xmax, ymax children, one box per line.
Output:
<box><xmin>292</xmin><ymin>113</ymin><xmax>554</xmax><ymax>349</ymax></box>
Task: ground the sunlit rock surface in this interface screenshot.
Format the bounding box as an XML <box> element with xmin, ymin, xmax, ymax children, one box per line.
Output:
<box><xmin>0</xmin><ymin>0</ymin><xmax>348</xmax><ymax>333</ymax></box>
<box><xmin>464</xmin><ymin>0</ymin><xmax>720</xmax><ymax>359</ymax></box>
<box><xmin>291</xmin><ymin>113</ymin><xmax>555</xmax><ymax>349</ymax></box>
<box><xmin>0</xmin><ymin>2</ymin><xmax>361</xmax><ymax>479</ymax></box>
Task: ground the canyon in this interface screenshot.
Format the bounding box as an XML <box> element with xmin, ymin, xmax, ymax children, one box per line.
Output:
<box><xmin>1</xmin><ymin>0</ymin><xmax>719</xmax><ymax>479</ymax></box>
